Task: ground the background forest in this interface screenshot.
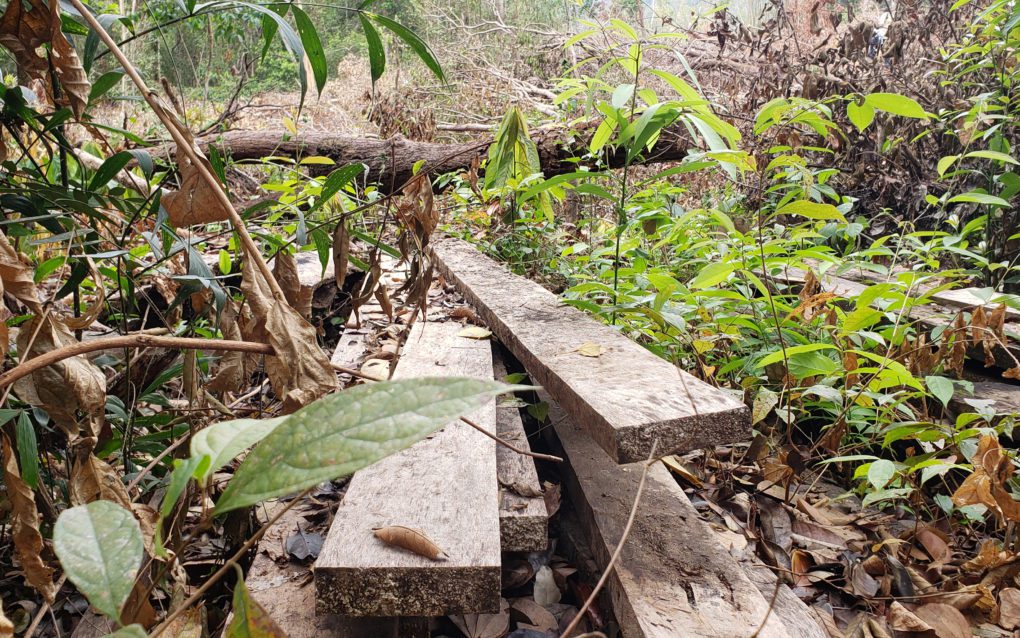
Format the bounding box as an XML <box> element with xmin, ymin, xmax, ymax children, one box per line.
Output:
<box><xmin>1</xmin><ymin>0</ymin><xmax>1020</xmax><ymax>636</ymax></box>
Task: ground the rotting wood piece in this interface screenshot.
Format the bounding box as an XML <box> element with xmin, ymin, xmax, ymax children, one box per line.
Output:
<box><xmin>543</xmin><ymin>392</ymin><xmax>824</xmax><ymax>638</ymax></box>
<box><xmin>492</xmin><ymin>348</ymin><xmax>548</xmax><ymax>552</ymax></box>
<box><xmin>431</xmin><ymin>236</ymin><xmax>749</xmax><ymax>463</ymax></box>
<box><xmin>315</xmin><ymin>321</ymin><xmax>501</xmax><ymax>617</ymax></box>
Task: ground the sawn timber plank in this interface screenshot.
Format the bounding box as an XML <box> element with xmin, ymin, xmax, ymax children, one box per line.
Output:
<box><xmin>431</xmin><ymin>236</ymin><xmax>749</xmax><ymax>463</ymax></box>
<box><xmin>315</xmin><ymin>320</ymin><xmax>501</xmax><ymax>616</ymax></box>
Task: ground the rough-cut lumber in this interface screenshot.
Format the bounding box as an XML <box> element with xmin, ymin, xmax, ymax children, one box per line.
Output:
<box><xmin>150</xmin><ymin>126</ymin><xmax>695</xmax><ymax>192</ymax></box>
<box><xmin>948</xmin><ymin>379</ymin><xmax>1020</xmax><ymax>421</ymax></box>
<box><xmin>315</xmin><ymin>321</ymin><xmax>501</xmax><ymax>616</ymax></box>
<box><xmin>431</xmin><ymin>236</ymin><xmax>749</xmax><ymax>463</ymax></box>
<box><xmin>544</xmin><ymin>393</ymin><xmax>822</xmax><ymax>638</ymax></box>
<box><xmin>492</xmin><ymin>349</ymin><xmax>548</xmax><ymax>552</ymax></box>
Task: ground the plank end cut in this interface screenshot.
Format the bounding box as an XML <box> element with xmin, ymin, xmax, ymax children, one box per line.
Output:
<box><xmin>314</xmin><ymin>321</ymin><xmax>502</xmax><ymax>617</ymax></box>
<box><xmin>431</xmin><ymin>236</ymin><xmax>750</xmax><ymax>463</ymax></box>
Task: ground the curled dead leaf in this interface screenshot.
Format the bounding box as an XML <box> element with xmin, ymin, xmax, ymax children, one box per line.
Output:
<box><xmin>333</xmin><ymin>220</ymin><xmax>350</xmax><ymax>290</ymax></box>
<box><xmin>952</xmin><ymin>434</ymin><xmax>1020</xmax><ymax>523</ymax></box>
<box><xmin>273</xmin><ymin>251</ymin><xmax>314</xmax><ymax>320</ymax></box>
<box><xmin>163</xmin><ymin>142</ymin><xmax>231</xmax><ymax>227</ymax></box>
<box><xmin>372</xmin><ymin>525</ymin><xmax>447</xmax><ymax>561</ymax></box>
<box><xmin>2</xmin><ymin>435</ymin><xmax>56</xmax><ymax>602</ymax></box>
<box><xmin>208</xmin><ymin>300</ymin><xmax>249</xmax><ymax>393</ymax></box>
<box><xmin>450</xmin><ymin>597</ymin><xmax>509</xmax><ymax>638</ymax></box>
<box><xmin>914</xmin><ymin>603</ymin><xmax>971</xmax><ymax>638</ymax></box>
<box><xmin>998</xmin><ymin>588</ymin><xmax>1020</xmax><ymax>630</ymax></box>
<box><xmin>577</xmin><ymin>342</ymin><xmax>603</xmax><ymax>357</ymax></box>
<box><xmin>0</xmin><ymin>232</ymin><xmax>42</xmax><ymax>314</ymax></box>
<box><xmin>0</xmin><ymin>598</ymin><xmax>12</xmax><ymax>638</ymax></box>
<box><xmin>69</xmin><ymin>449</ymin><xmax>132</xmax><ymax>508</ymax></box>
<box><xmin>888</xmin><ymin>602</ymin><xmax>932</xmax><ymax>633</ymax></box>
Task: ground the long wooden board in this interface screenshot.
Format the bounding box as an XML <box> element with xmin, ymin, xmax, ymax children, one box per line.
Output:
<box><xmin>544</xmin><ymin>393</ymin><xmax>824</xmax><ymax>638</ymax></box>
<box><xmin>315</xmin><ymin>321</ymin><xmax>502</xmax><ymax>616</ymax></box>
<box><xmin>493</xmin><ymin>350</ymin><xmax>548</xmax><ymax>552</ymax></box>
<box><xmin>431</xmin><ymin>236</ymin><xmax>749</xmax><ymax>463</ymax></box>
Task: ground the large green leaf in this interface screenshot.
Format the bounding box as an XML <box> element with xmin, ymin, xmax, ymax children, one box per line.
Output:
<box><xmin>775</xmin><ymin>200</ymin><xmax>846</xmax><ymax>221</ymax></box>
<box><xmin>292</xmin><ymin>6</ymin><xmax>327</xmax><ymax>94</ymax></box>
<box><xmin>846</xmin><ymin>101</ymin><xmax>875</xmax><ymax>132</ymax></box>
<box><xmin>308</xmin><ymin>164</ymin><xmax>365</xmax><ymax>214</ymax></box>
<box><xmin>190</xmin><ymin>416</ymin><xmax>287</xmax><ymax>486</ymax></box>
<box><xmin>53</xmin><ymin>501</ymin><xmax>143</xmax><ymax>624</ymax></box>
<box><xmin>214</xmin><ymin>377</ymin><xmax>524</xmax><ymax>513</ymax></box>
<box><xmin>863</xmin><ymin>93</ymin><xmax>929</xmax><ymax>119</ymax></box>
<box><xmin>366</xmin><ymin>13</ymin><xmax>445</xmax><ymax>82</ymax></box>
<box><xmin>691</xmin><ymin>261</ymin><xmax>736</xmax><ymax>289</ymax></box>
<box><xmin>225</xmin><ymin>567</ymin><xmax>287</xmax><ymax>637</ymax></box>
<box><xmin>359</xmin><ymin>13</ymin><xmax>386</xmax><ymax>84</ymax></box>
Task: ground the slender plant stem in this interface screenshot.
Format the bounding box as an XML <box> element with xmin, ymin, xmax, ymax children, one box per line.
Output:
<box><xmin>612</xmin><ymin>41</ymin><xmax>641</xmax><ymax>326</ymax></box>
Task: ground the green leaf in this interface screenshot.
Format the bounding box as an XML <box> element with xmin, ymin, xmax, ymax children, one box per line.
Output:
<box><xmin>88</xmin><ymin>70</ymin><xmax>124</xmax><ymax>104</ymax></box>
<box><xmin>866</xmin><ymin>459</ymin><xmax>896</xmax><ymax>490</ymax></box>
<box><xmin>846</xmin><ymin>101</ymin><xmax>875</xmax><ymax>132</ymax></box>
<box><xmin>589</xmin><ymin>118</ymin><xmax>617</xmax><ymax>154</ymax></box>
<box><xmin>774</xmin><ymin>200</ymin><xmax>846</xmax><ymax>221</ymax></box>
<box><xmin>925</xmin><ymin>375</ymin><xmax>955</xmax><ymax>407</ymax></box>
<box><xmin>359</xmin><ymin>13</ymin><xmax>386</xmax><ymax>84</ymax></box>
<box><xmin>53</xmin><ymin>501</ymin><xmax>143</xmax><ymax>624</ymax></box>
<box><xmin>190</xmin><ymin>416</ymin><xmax>288</xmax><ymax>487</ymax></box>
<box><xmin>964</xmin><ymin>150</ymin><xmax>1018</xmax><ymax>165</ymax></box>
<box><xmin>309</xmin><ymin>164</ymin><xmax>365</xmax><ymax>213</ymax></box>
<box><xmin>757</xmin><ymin>343</ymin><xmax>838</xmax><ymax>368</ymax></box>
<box><xmin>937</xmin><ymin>155</ymin><xmax>959</xmax><ymax>177</ymax></box>
<box><xmin>367</xmin><ymin>13</ymin><xmax>445</xmax><ymax>82</ymax></box>
<box><xmin>292</xmin><ymin>6</ymin><xmax>327</xmax><ymax>94</ymax></box>
<box><xmin>218</xmin><ymin>249</ymin><xmax>232</xmax><ymax>276</ymax></box>
<box><xmin>88</xmin><ymin>151</ymin><xmax>134</xmax><ymax>191</ymax></box>
<box><xmin>160</xmin><ymin>456</ymin><xmax>203</xmax><ymax>519</ymax></box>
<box><xmin>947</xmin><ymin>192</ymin><xmax>1010</xmax><ymax>207</ymax></box>
<box><xmin>691</xmin><ymin>261</ymin><xmax>736</xmax><ymax>289</ymax></box>
<box><xmin>841</xmin><ymin>307</ymin><xmax>882</xmax><ymax>333</ymax></box>
<box><xmin>226</xmin><ymin>566</ymin><xmax>287</xmax><ymax>637</ymax></box>
<box><xmin>15</xmin><ymin>412</ymin><xmax>39</xmax><ymax>490</ymax></box>
<box><xmin>214</xmin><ymin>378</ymin><xmax>524</xmax><ymax>514</ymax></box>
<box><xmin>863</xmin><ymin>93</ymin><xmax>929</xmax><ymax>119</ymax></box>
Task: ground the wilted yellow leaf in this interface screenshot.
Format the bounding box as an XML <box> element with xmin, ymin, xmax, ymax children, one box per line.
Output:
<box><xmin>577</xmin><ymin>342</ymin><xmax>603</xmax><ymax>357</ymax></box>
<box><xmin>457</xmin><ymin>326</ymin><xmax>492</xmax><ymax>340</ymax></box>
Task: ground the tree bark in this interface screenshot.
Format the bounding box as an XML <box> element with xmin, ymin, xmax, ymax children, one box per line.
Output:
<box><xmin>152</xmin><ymin>127</ymin><xmax>696</xmax><ymax>192</ymax></box>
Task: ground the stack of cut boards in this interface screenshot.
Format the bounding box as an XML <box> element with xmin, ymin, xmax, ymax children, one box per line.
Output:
<box><xmin>248</xmin><ymin>237</ymin><xmax>827</xmax><ymax>637</ymax></box>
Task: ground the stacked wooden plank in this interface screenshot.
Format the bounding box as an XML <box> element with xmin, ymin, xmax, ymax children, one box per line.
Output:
<box><xmin>430</xmin><ymin>236</ymin><xmax>749</xmax><ymax>463</ymax></box>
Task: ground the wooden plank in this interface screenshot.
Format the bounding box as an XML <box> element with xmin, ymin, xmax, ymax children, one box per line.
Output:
<box><xmin>315</xmin><ymin>321</ymin><xmax>501</xmax><ymax>616</ymax></box>
<box><xmin>492</xmin><ymin>349</ymin><xmax>548</xmax><ymax>552</ymax></box>
<box><xmin>431</xmin><ymin>236</ymin><xmax>749</xmax><ymax>463</ymax></box>
<box><xmin>929</xmin><ymin>288</ymin><xmax>1020</xmax><ymax>319</ymax></box>
<box><xmin>948</xmin><ymin>379</ymin><xmax>1020</xmax><ymax>421</ymax></box>
<box><xmin>544</xmin><ymin>392</ymin><xmax>821</xmax><ymax>638</ymax></box>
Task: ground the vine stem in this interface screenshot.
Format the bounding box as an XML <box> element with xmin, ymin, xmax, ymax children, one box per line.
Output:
<box><xmin>67</xmin><ymin>0</ymin><xmax>286</xmax><ymax>302</ymax></box>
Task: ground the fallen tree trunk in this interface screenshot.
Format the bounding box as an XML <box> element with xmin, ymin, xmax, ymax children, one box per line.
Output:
<box><xmin>153</xmin><ymin>127</ymin><xmax>696</xmax><ymax>192</ymax></box>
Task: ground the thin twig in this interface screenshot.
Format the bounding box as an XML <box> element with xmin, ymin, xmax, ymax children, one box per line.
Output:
<box><xmin>561</xmin><ymin>440</ymin><xmax>659</xmax><ymax>638</ymax></box>
<box><xmin>24</xmin><ymin>574</ymin><xmax>67</xmax><ymax>638</ymax></box>
<box><xmin>0</xmin><ymin>334</ymin><xmax>273</xmax><ymax>389</ymax></box>
<box><xmin>459</xmin><ymin>415</ymin><xmax>562</xmax><ymax>463</ymax></box>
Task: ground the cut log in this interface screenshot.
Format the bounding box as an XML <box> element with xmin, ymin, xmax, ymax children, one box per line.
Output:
<box><xmin>492</xmin><ymin>348</ymin><xmax>548</xmax><ymax>552</ymax></box>
<box><xmin>315</xmin><ymin>321</ymin><xmax>501</xmax><ymax>616</ymax></box>
<box><xmin>149</xmin><ymin>126</ymin><xmax>695</xmax><ymax>192</ymax></box>
<box><xmin>544</xmin><ymin>392</ymin><xmax>824</xmax><ymax>638</ymax></box>
<box><xmin>431</xmin><ymin>236</ymin><xmax>749</xmax><ymax>463</ymax></box>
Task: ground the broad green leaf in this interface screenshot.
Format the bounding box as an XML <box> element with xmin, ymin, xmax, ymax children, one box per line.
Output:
<box><xmin>88</xmin><ymin>151</ymin><xmax>134</xmax><ymax>191</ymax></box>
<box><xmin>88</xmin><ymin>70</ymin><xmax>124</xmax><ymax>104</ymax></box>
<box><xmin>226</xmin><ymin>566</ymin><xmax>286</xmax><ymax>637</ymax></box>
<box><xmin>15</xmin><ymin>412</ymin><xmax>38</xmax><ymax>489</ymax></box>
<box><xmin>589</xmin><ymin>118</ymin><xmax>617</xmax><ymax>154</ymax></box>
<box><xmin>214</xmin><ymin>378</ymin><xmax>526</xmax><ymax>513</ymax></box>
<box><xmin>937</xmin><ymin>155</ymin><xmax>959</xmax><ymax>177</ymax></box>
<box><xmin>190</xmin><ymin>416</ymin><xmax>288</xmax><ymax>486</ymax></box>
<box><xmin>963</xmin><ymin>150</ymin><xmax>1018</xmax><ymax>165</ymax></box>
<box><xmin>757</xmin><ymin>343</ymin><xmax>838</xmax><ymax>368</ymax></box>
<box><xmin>775</xmin><ymin>200</ymin><xmax>846</xmax><ymax>221</ymax></box>
<box><xmin>53</xmin><ymin>501</ymin><xmax>143</xmax><ymax>624</ymax></box>
<box><xmin>947</xmin><ymin>192</ymin><xmax>1010</xmax><ymax>207</ymax></box>
<box><xmin>367</xmin><ymin>13</ymin><xmax>445</xmax><ymax>82</ymax></box>
<box><xmin>846</xmin><ymin>101</ymin><xmax>875</xmax><ymax>132</ymax></box>
<box><xmin>292</xmin><ymin>7</ymin><xmax>327</xmax><ymax>94</ymax></box>
<box><xmin>864</xmin><ymin>93</ymin><xmax>929</xmax><ymax>119</ymax></box>
<box><xmin>691</xmin><ymin>261</ymin><xmax>736</xmax><ymax>289</ymax></box>
<box><xmin>925</xmin><ymin>375</ymin><xmax>955</xmax><ymax>407</ymax></box>
<box><xmin>309</xmin><ymin>164</ymin><xmax>365</xmax><ymax>214</ymax></box>
<box><xmin>841</xmin><ymin>307</ymin><xmax>882</xmax><ymax>333</ymax></box>
<box><xmin>359</xmin><ymin>13</ymin><xmax>386</xmax><ymax>84</ymax></box>
<box><xmin>866</xmin><ymin>459</ymin><xmax>896</xmax><ymax>490</ymax></box>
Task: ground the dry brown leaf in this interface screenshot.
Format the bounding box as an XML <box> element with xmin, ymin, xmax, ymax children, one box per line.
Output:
<box><xmin>46</xmin><ymin>0</ymin><xmax>89</xmax><ymax>118</ymax></box>
<box><xmin>273</xmin><ymin>251</ymin><xmax>313</xmax><ymax>319</ymax></box>
<box><xmin>543</xmin><ymin>481</ymin><xmax>561</xmax><ymax>517</ymax></box>
<box><xmin>510</xmin><ymin>598</ymin><xmax>557</xmax><ymax>631</ymax></box>
<box><xmin>998</xmin><ymin>588</ymin><xmax>1020</xmax><ymax>630</ymax></box>
<box><xmin>450</xmin><ymin>598</ymin><xmax>509</xmax><ymax>638</ymax></box>
<box><xmin>949</xmin><ymin>313</ymin><xmax>967</xmax><ymax>377</ymax></box>
<box><xmin>163</xmin><ymin>141</ymin><xmax>231</xmax><ymax>227</ymax></box>
<box><xmin>915</xmin><ymin>526</ymin><xmax>952</xmax><ymax>565</ymax></box>
<box><xmin>332</xmin><ymin>220</ymin><xmax>350</xmax><ymax>290</ymax></box>
<box><xmin>0</xmin><ymin>232</ymin><xmax>42</xmax><ymax>313</ymax></box>
<box><xmin>360</xmin><ymin>358</ymin><xmax>390</xmax><ymax>381</ymax></box>
<box><xmin>159</xmin><ymin>605</ymin><xmax>203</xmax><ymax>638</ymax></box>
<box><xmin>1004</xmin><ymin>366</ymin><xmax>1020</xmax><ymax>381</ymax></box>
<box><xmin>208</xmin><ymin>300</ymin><xmax>248</xmax><ymax>393</ymax></box>
<box><xmin>888</xmin><ymin>602</ymin><xmax>933</xmax><ymax>633</ymax></box>
<box><xmin>661</xmin><ymin>455</ymin><xmax>703</xmax><ymax>488</ymax></box>
<box><xmin>63</xmin><ymin>258</ymin><xmax>105</xmax><ymax>331</ymax></box>
<box><xmin>240</xmin><ymin>263</ymin><xmax>336</xmax><ymax>413</ymax></box>
<box><xmin>500</xmin><ymin>479</ymin><xmax>543</xmax><ymax>498</ymax></box>
<box><xmin>375</xmin><ymin>285</ymin><xmax>393</xmax><ymax>321</ymax></box>
<box><xmin>2</xmin><ymin>435</ymin><xmax>56</xmax><ymax>602</ymax></box>
<box><xmin>131</xmin><ymin>503</ymin><xmax>159</xmax><ymax>559</ymax></box>
<box><xmin>13</xmin><ymin>313</ymin><xmax>106</xmax><ymax>439</ymax></box>
<box><xmin>372</xmin><ymin>525</ymin><xmax>447</xmax><ymax>560</ymax></box>
<box><xmin>69</xmin><ymin>450</ymin><xmax>132</xmax><ymax>508</ymax></box>
<box><xmin>0</xmin><ymin>0</ymin><xmax>52</xmax><ymax>106</ymax></box>
<box><xmin>449</xmin><ymin>306</ymin><xmax>481</xmax><ymax>323</ymax></box>
<box><xmin>914</xmin><ymin>603</ymin><xmax>971</xmax><ymax>638</ymax></box>
<box><xmin>952</xmin><ymin>435</ymin><xmax>1020</xmax><ymax>523</ymax></box>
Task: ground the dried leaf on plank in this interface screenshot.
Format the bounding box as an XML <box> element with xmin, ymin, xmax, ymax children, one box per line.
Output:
<box><xmin>240</xmin><ymin>263</ymin><xmax>336</xmax><ymax>412</ymax></box>
<box><xmin>372</xmin><ymin>525</ymin><xmax>447</xmax><ymax>560</ymax></box>
<box><xmin>2</xmin><ymin>435</ymin><xmax>56</xmax><ymax>602</ymax></box>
